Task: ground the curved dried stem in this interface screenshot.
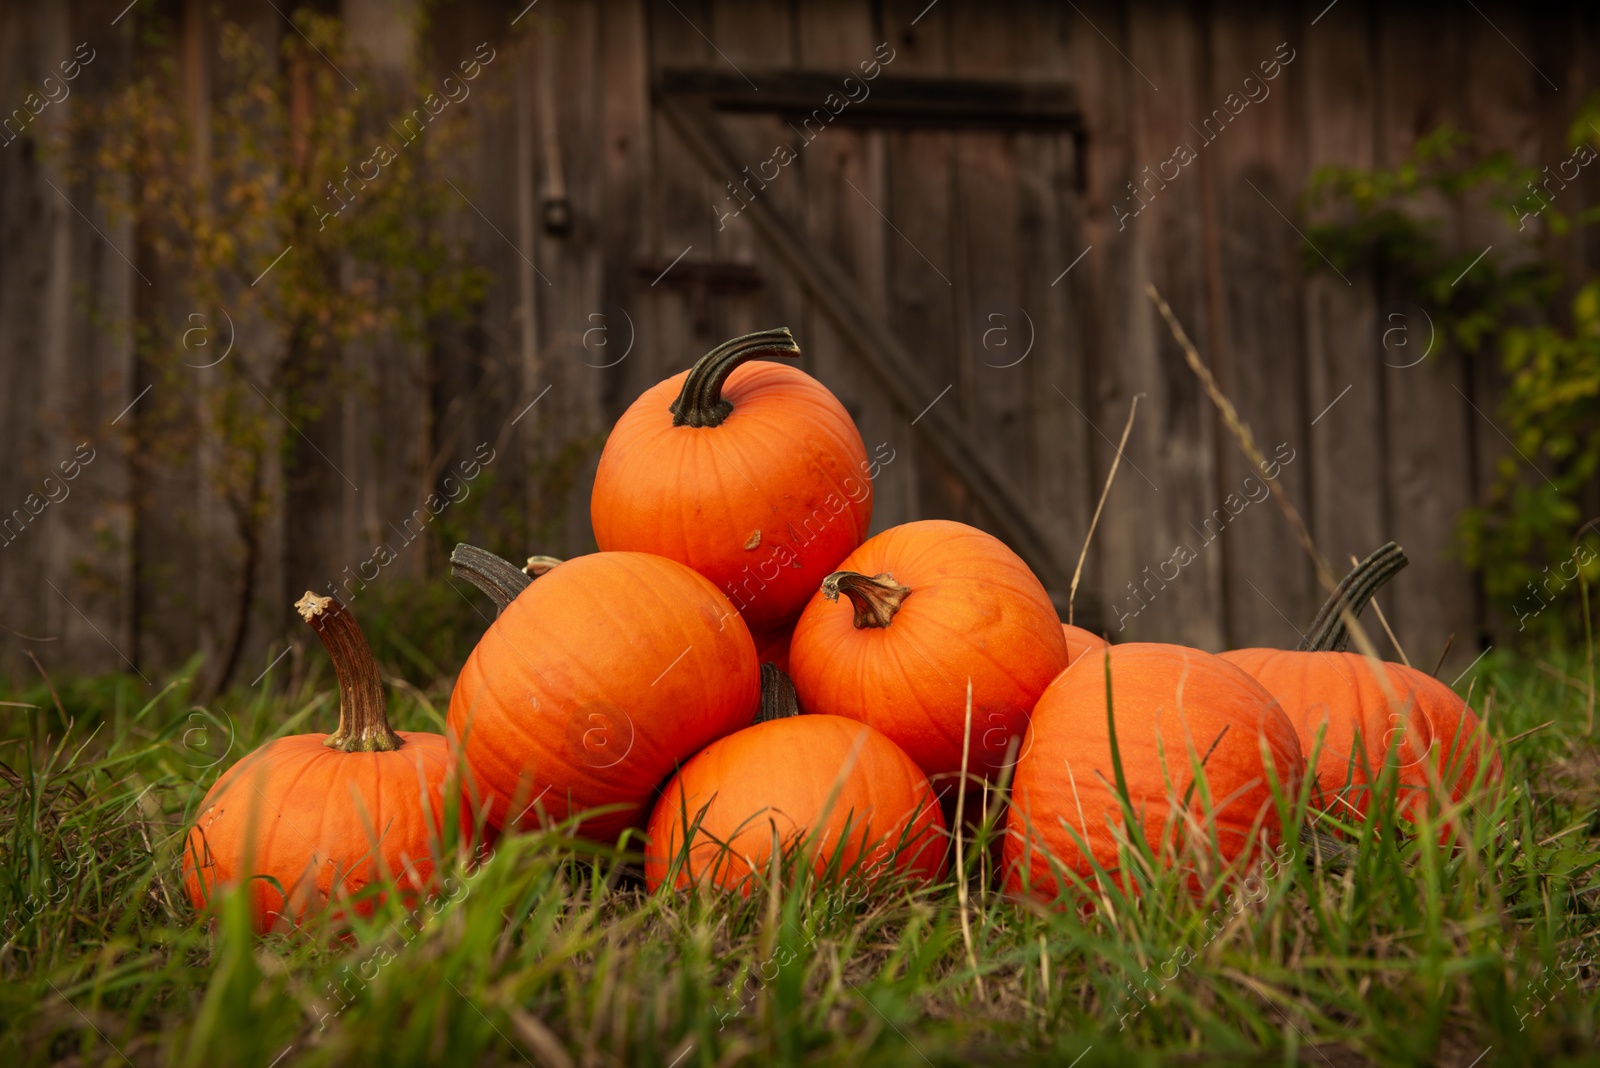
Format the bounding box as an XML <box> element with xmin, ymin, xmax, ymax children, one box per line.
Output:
<box><xmin>669</xmin><ymin>327</ymin><xmax>801</xmax><ymax>428</ymax></box>
<box><xmin>296</xmin><ymin>591</ymin><xmax>400</xmax><ymax>753</ymax></box>
<box><xmin>450</xmin><ymin>543</ymin><xmax>533</xmax><ymax>615</ymax></box>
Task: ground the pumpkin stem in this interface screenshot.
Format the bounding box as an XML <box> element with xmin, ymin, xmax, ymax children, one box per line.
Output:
<box><xmin>822</xmin><ymin>571</ymin><xmax>912</xmax><ymax>629</ymax></box>
<box><xmin>450</xmin><ymin>543</ymin><xmax>533</xmax><ymax>615</ymax></box>
<box><xmin>668</xmin><ymin>327</ymin><xmax>802</xmax><ymax>428</ymax></box>
<box><xmin>1300</xmin><ymin>541</ymin><xmax>1409</xmax><ymax>653</ymax></box>
<box><xmin>524</xmin><ymin>555</ymin><xmax>564</xmax><ymax>578</ymax></box>
<box><xmin>756</xmin><ymin>662</ymin><xmax>802</xmax><ymax>722</ymax></box>
<box><xmin>296</xmin><ymin>592</ymin><xmax>401</xmax><ymax>753</ymax></box>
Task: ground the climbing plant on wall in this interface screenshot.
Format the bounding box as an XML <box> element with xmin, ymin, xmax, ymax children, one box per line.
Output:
<box><xmin>78</xmin><ymin>7</ymin><xmax>489</xmax><ymax>692</ymax></box>
<box><xmin>1301</xmin><ymin>102</ymin><xmax>1600</xmax><ymax>640</ymax></box>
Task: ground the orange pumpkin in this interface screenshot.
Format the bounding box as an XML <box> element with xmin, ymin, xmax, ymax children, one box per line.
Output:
<box><xmin>590</xmin><ymin>328</ymin><xmax>872</xmax><ymax>631</ymax></box>
<box><xmin>788</xmin><ymin>520</ymin><xmax>1070</xmax><ymax>785</ymax></box>
<box><xmin>1063</xmin><ymin>624</ymin><xmax>1109</xmax><ymax>664</ymax></box>
<box><xmin>645</xmin><ymin>714</ymin><xmax>947</xmax><ymax>892</ymax></box>
<box><xmin>184</xmin><ymin>594</ymin><xmax>457</xmax><ymax>933</ymax></box>
<box><xmin>1004</xmin><ymin>643</ymin><xmax>1304</xmax><ymax>899</ymax></box>
<box><xmin>1218</xmin><ymin>648</ymin><xmax>1498</xmax><ymax>826</ymax></box>
<box><xmin>447</xmin><ymin>551</ymin><xmax>760</xmax><ymax>840</ymax></box>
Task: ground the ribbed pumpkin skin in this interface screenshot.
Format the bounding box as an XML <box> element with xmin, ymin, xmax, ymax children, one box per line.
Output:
<box><xmin>447</xmin><ymin>552</ymin><xmax>760</xmax><ymax>841</ymax></box>
<box><xmin>1219</xmin><ymin>649</ymin><xmax>1499</xmax><ymax>821</ymax></box>
<box><xmin>645</xmin><ymin>715</ymin><xmax>947</xmax><ymax>892</ymax></box>
<box><xmin>1063</xmin><ymin>624</ymin><xmax>1109</xmax><ymax>664</ymax></box>
<box><xmin>1004</xmin><ymin>643</ymin><xmax>1304</xmax><ymax>899</ymax></box>
<box><xmin>788</xmin><ymin>520</ymin><xmax>1070</xmax><ymax>784</ymax></box>
<box><xmin>183</xmin><ymin>732</ymin><xmax>453</xmax><ymax>934</ymax></box>
<box><xmin>591</xmin><ymin>361</ymin><xmax>872</xmax><ymax>631</ymax></box>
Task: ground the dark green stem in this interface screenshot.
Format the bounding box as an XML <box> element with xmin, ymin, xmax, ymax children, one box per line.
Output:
<box><xmin>450</xmin><ymin>543</ymin><xmax>532</xmax><ymax>616</ymax></box>
<box><xmin>756</xmin><ymin>663</ymin><xmax>802</xmax><ymax>722</ymax></box>
<box><xmin>668</xmin><ymin>328</ymin><xmax>801</xmax><ymax>428</ymax></box>
<box><xmin>296</xmin><ymin>592</ymin><xmax>401</xmax><ymax>753</ymax></box>
<box><xmin>1299</xmin><ymin>541</ymin><xmax>1409</xmax><ymax>652</ymax></box>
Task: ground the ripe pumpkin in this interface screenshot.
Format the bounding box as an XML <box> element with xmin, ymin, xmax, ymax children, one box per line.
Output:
<box><xmin>1219</xmin><ymin>541</ymin><xmax>1499</xmax><ymax>833</ymax></box>
<box><xmin>1063</xmin><ymin>624</ymin><xmax>1109</xmax><ymax>664</ymax></box>
<box><xmin>1218</xmin><ymin>648</ymin><xmax>1498</xmax><ymax>825</ymax></box>
<box><xmin>645</xmin><ymin>713</ymin><xmax>947</xmax><ymax>892</ymax></box>
<box><xmin>447</xmin><ymin>551</ymin><xmax>760</xmax><ymax>841</ymax></box>
<box><xmin>1004</xmin><ymin>643</ymin><xmax>1304</xmax><ymax>899</ymax></box>
<box><xmin>590</xmin><ymin>328</ymin><xmax>872</xmax><ymax>631</ymax></box>
<box><xmin>788</xmin><ymin>519</ymin><xmax>1070</xmax><ymax>785</ymax></box>
<box><xmin>184</xmin><ymin>593</ymin><xmax>457</xmax><ymax>933</ymax></box>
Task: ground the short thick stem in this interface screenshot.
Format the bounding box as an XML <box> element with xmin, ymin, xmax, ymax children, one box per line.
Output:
<box><xmin>451</xmin><ymin>543</ymin><xmax>533</xmax><ymax>615</ymax></box>
<box><xmin>296</xmin><ymin>592</ymin><xmax>400</xmax><ymax>753</ymax></box>
<box><xmin>757</xmin><ymin>663</ymin><xmax>801</xmax><ymax>722</ymax></box>
<box><xmin>822</xmin><ymin>571</ymin><xmax>912</xmax><ymax>629</ymax></box>
<box><xmin>669</xmin><ymin>327</ymin><xmax>801</xmax><ymax>428</ymax></box>
<box><xmin>1299</xmin><ymin>541</ymin><xmax>1409</xmax><ymax>653</ymax></box>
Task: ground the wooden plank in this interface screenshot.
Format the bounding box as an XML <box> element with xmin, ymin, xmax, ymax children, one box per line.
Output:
<box><xmin>179</xmin><ymin>0</ymin><xmax>226</xmax><ymax>684</ymax></box>
<box><xmin>0</xmin><ymin>1</ymin><xmax>144</xmax><ymax>678</ymax></box>
<box><xmin>1551</xmin><ymin>1</ymin><xmax>1600</xmax><ymax>532</ymax></box>
<box><xmin>1010</xmin><ymin>0</ymin><xmax>1098</xmax><ymax>626</ymax></box>
<box><xmin>642</xmin><ymin>0</ymin><xmax>719</xmax><ymax>381</ymax></box>
<box><xmin>120</xmin><ymin>0</ymin><xmax>203</xmax><ymax>674</ymax></box>
<box><xmin>1300</xmin><ymin>0</ymin><xmax>1388</xmax><ymax>643</ymax></box>
<box><xmin>1376</xmin><ymin>4</ymin><xmax>1480</xmax><ymax>675</ymax></box>
<box><xmin>35</xmin><ymin>0</ymin><xmax>90</xmax><ymax>668</ymax></box>
<box><xmin>659</xmin><ymin>96</ymin><xmax>1073</xmax><ymax>593</ymax></box>
<box><xmin>226</xmin><ymin>1</ymin><xmax>291</xmax><ymax>685</ymax></box>
<box><xmin>1059</xmin><ymin>0</ymin><xmax>1144</xmax><ymax>639</ymax></box>
<box><xmin>511</xmin><ymin>27</ymin><xmax>542</xmax><ymax>558</ymax></box>
<box><xmin>1204</xmin><ymin>3</ymin><xmax>1316</xmax><ymax>648</ymax></box>
<box><xmin>1460</xmin><ymin>2</ymin><xmax>1542</xmax><ymax>648</ymax></box>
<box><xmin>710</xmin><ymin>0</ymin><xmax>799</xmax><ymax>342</ymax></box>
<box><xmin>792</xmin><ymin>0</ymin><xmax>916</xmax><ymax>535</ymax></box>
<box><xmin>949</xmin><ymin>3</ymin><xmax>1031</xmax><ymax>520</ymax></box>
<box><xmin>595</xmin><ymin>0</ymin><xmax>653</xmax><ymax>466</ymax></box>
<box><xmin>81</xmin><ymin>1</ymin><xmax>140</xmax><ymax>676</ymax></box>
<box><xmin>878</xmin><ymin>0</ymin><xmax>968</xmax><ymax>531</ymax></box>
<box><xmin>1</xmin><ymin>6</ymin><xmax>45</xmax><ymax>674</ymax></box>
<box><xmin>1550</xmin><ymin>6</ymin><xmax>1598</xmax><ymax>284</ymax></box>
<box><xmin>1076</xmin><ymin>1</ymin><xmax>1225</xmax><ymax>649</ymax></box>
<box><xmin>655</xmin><ymin>68</ymin><xmax>1083</xmax><ymax>130</ymax></box>
<box><xmin>428</xmin><ymin>3</ymin><xmax>534</xmax><ymax>573</ymax></box>
<box><xmin>523</xmin><ymin>0</ymin><xmax>609</xmax><ymax>558</ymax></box>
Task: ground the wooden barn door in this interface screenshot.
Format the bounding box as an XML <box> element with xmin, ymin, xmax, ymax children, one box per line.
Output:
<box><xmin>641</xmin><ymin>1</ymin><xmax>1096</xmax><ymax>623</ymax></box>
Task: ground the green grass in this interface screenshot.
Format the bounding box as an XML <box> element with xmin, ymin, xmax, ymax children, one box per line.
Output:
<box><xmin>2</xmin><ymin>644</ymin><xmax>1597</xmax><ymax>1067</ymax></box>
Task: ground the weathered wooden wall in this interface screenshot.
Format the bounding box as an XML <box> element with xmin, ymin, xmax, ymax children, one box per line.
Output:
<box><xmin>1</xmin><ymin>0</ymin><xmax>1594</xmax><ymax>687</ymax></box>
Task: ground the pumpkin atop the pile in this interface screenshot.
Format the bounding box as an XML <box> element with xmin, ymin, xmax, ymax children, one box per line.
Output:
<box><xmin>590</xmin><ymin>328</ymin><xmax>872</xmax><ymax>632</ymax></box>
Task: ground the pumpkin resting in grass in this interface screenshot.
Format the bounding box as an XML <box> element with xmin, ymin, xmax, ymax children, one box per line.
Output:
<box><xmin>1218</xmin><ymin>648</ymin><xmax>1499</xmax><ymax>827</ymax></box>
<box><xmin>447</xmin><ymin>551</ymin><xmax>760</xmax><ymax>841</ymax></box>
<box><xmin>184</xmin><ymin>593</ymin><xmax>457</xmax><ymax>934</ymax></box>
<box><xmin>645</xmin><ymin>713</ymin><xmax>947</xmax><ymax>892</ymax></box>
<box><xmin>788</xmin><ymin>520</ymin><xmax>1069</xmax><ymax>785</ymax></box>
<box><xmin>1004</xmin><ymin>643</ymin><xmax>1304</xmax><ymax>899</ymax></box>
<box><xmin>1063</xmin><ymin>624</ymin><xmax>1109</xmax><ymax>664</ymax></box>
<box><xmin>591</xmin><ymin>328</ymin><xmax>872</xmax><ymax>631</ymax></box>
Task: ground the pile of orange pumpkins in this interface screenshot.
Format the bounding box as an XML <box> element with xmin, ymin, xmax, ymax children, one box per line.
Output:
<box><xmin>183</xmin><ymin>329</ymin><xmax>1499</xmax><ymax>933</ymax></box>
